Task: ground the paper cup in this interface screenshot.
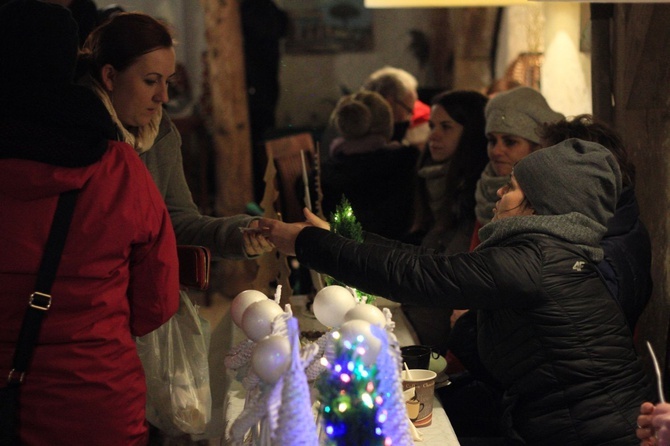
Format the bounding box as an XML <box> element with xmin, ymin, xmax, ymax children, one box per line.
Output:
<box><xmin>402</xmin><ymin>369</ymin><xmax>436</xmax><ymax>427</ymax></box>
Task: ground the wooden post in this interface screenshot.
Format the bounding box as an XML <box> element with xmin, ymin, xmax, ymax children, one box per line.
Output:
<box><xmin>200</xmin><ymin>0</ymin><xmax>252</xmax><ymax>216</ymax></box>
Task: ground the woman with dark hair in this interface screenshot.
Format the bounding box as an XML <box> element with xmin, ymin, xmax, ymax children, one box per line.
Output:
<box><xmin>404</xmin><ymin>90</ymin><xmax>488</xmax><ymax>351</ymax></box>
<box><xmin>412</xmin><ymin>90</ymin><xmax>489</xmax><ymax>252</ymax></box>
<box><xmin>539</xmin><ymin>114</ymin><xmax>652</xmax><ymax>333</ymax></box>
<box><xmin>79</xmin><ymin>12</ymin><xmax>272</xmax><ymax>260</ymax></box>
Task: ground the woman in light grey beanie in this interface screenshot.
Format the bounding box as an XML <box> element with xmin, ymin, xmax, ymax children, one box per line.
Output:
<box><xmin>470</xmin><ymin>86</ymin><xmax>564</xmax><ymax>248</ymax></box>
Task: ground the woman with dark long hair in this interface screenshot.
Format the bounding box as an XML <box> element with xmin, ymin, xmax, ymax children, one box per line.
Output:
<box><xmin>412</xmin><ymin>90</ymin><xmax>489</xmax><ymax>252</ymax></box>
<box><xmin>404</xmin><ymin>90</ymin><xmax>489</xmax><ymax>352</ymax></box>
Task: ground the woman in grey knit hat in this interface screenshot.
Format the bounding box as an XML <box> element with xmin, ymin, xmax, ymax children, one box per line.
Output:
<box><xmin>470</xmin><ymin>86</ymin><xmax>564</xmax><ymax>249</ymax></box>
<box><xmin>261</xmin><ymin>138</ymin><xmax>653</xmax><ymax>446</ymax></box>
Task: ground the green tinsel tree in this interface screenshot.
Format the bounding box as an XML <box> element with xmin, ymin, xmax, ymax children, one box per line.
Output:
<box><xmin>317</xmin><ymin>334</ymin><xmax>384</xmax><ymax>446</ymax></box>
<box><xmin>327</xmin><ymin>196</ymin><xmax>374</xmax><ymax>304</ymax></box>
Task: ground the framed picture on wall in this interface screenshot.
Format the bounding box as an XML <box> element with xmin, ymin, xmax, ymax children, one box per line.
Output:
<box><xmin>283</xmin><ymin>0</ymin><xmax>373</xmax><ymax>54</ymax></box>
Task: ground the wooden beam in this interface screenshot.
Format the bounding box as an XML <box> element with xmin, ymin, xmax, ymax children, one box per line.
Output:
<box><xmin>201</xmin><ymin>0</ymin><xmax>253</xmax><ymax>216</ymax></box>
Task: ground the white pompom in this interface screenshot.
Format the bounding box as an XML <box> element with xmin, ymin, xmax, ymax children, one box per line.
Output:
<box><xmin>241</xmin><ymin>299</ymin><xmax>283</xmax><ymax>341</ymax></box>
<box><xmin>338</xmin><ymin>319</ymin><xmax>382</xmax><ymax>366</ymax></box>
<box><xmin>344</xmin><ymin>303</ymin><xmax>386</xmax><ymax>327</ymax></box>
<box><xmin>231</xmin><ymin>289</ymin><xmax>267</xmax><ymax>327</ymax></box>
<box><xmin>251</xmin><ymin>335</ymin><xmax>291</xmax><ymax>384</ymax></box>
<box><xmin>313</xmin><ymin>285</ymin><xmax>356</xmax><ymax>328</ymax></box>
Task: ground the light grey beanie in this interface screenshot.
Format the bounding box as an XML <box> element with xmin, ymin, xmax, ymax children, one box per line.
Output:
<box><xmin>513</xmin><ymin>138</ymin><xmax>622</xmax><ymax>227</ymax></box>
<box><xmin>485</xmin><ymin>86</ymin><xmax>564</xmax><ymax>143</ymax></box>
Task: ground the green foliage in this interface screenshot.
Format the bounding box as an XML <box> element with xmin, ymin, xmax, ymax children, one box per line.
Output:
<box><xmin>327</xmin><ymin>196</ymin><xmax>375</xmax><ymax>304</ymax></box>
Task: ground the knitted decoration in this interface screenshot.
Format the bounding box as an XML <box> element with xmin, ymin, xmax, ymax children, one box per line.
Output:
<box><xmin>303</xmin><ymin>332</ymin><xmax>330</xmax><ymax>381</ymax></box>
<box><xmin>274</xmin><ymin>317</ymin><xmax>320</xmax><ymax>445</ymax></box>
<box><xmin>227</xmin><ymin>288</ymin><xmax>291</xmax><ymax>445</ymax></box>
<box><xmin>371</xmin><ymin>323</ymin><xmax>415</xmax><ymax>446</ymax></box>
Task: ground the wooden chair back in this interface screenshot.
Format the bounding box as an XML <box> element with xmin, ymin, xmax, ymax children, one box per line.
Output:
<box><xmin>264</xmin><ymin>132</ymin><xmax>316</xmax><ymax>223</ymax></box>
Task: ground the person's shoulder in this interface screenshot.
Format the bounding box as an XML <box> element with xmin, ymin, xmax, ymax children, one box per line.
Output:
<box><xmin>100</xmin><ymin>140</ymin><xmax>142</xmax><ymax>167</ymax></box>
<box><xmin>159</xmin><ymin>112</ymin><xmax>176</xmax><ymax>133</ymax></box>
<box><xmin>144</xmin><ymin>112</ymin><xmax>181</xmax><ymax>157</ymax></box>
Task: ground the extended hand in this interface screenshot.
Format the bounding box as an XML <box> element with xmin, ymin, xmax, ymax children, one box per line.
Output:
<box><xmin>635</xmin><ymin>402</ymin><xmax>670</xmax><ymax>446</ymax></box>
<box><xmin>303</xmin><ymin>207</ymin><xmax>330</xmax><ymax>230</ymax></box>
<box><xmin>653</xmin><ymin>403</ymin><xmax>670</xmax><ymax>446</ymax></box>
<box><xmin>242</xmin><ymin>220</ymin><xmax>275</xmax><ymax>256</ymax></box>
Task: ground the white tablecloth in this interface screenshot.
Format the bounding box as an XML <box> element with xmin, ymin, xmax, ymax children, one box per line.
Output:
<box><xmin>224</xmin><ymin>294</ymin><xmax>460</xmax><ymax>445</ymax></box>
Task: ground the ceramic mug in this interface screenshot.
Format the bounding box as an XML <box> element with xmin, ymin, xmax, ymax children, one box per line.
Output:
<box><xmin>400</xmin><ymin>345</ymin><xmax>439</xmax><ymax>370</ymax></box>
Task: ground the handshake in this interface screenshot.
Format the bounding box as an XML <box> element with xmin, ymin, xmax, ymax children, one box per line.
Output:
<box><xmin>241</xmin><ymin>208</ymin><xmax>330</xmax><ymax>257</ymax></box>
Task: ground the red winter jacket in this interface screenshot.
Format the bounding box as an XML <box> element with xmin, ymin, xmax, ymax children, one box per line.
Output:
<box><xmin>0</xmin><ymin>141</ymin><xmax>179</xmax><ymax>445</ymax></box>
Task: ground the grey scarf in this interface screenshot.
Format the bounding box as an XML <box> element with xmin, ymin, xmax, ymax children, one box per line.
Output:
<box><xmin>477</xmin><ymin>212</ymin><xmax>606</xmax><ymax>262</ymax></box>
<box><xmin>474</xmin><ymin>162</ymin><xmax>509</xmax><ymax>225</ymax></box>
<box><xmin>417</xmin><ymin>161</ymin><xmax>451</xmax><ymax>225</ymax></box>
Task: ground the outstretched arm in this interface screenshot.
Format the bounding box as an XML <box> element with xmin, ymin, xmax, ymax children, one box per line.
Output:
<box><xmin>261</xmin><ymin>208</ymin><xmax>325</xmax><ymax>255</ymax></box>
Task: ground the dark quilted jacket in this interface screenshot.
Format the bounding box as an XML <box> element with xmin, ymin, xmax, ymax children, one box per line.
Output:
<box><xmin>598</xmin><ymin>186</ymin><xmax>652</xmax><ymax>331</ymax></box>
<box><xmin>296</xmin><ymin>227</ymin><xmax>652</xmax><ymax>445</ymax></box>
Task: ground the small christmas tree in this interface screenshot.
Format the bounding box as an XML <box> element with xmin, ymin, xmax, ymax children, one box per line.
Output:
<box><xmin>327</xmin><ymin>196</ymin><xmax>375</xmax><ymax>304</ymax></box>
<box><xmin>317</xmin><ymin>331</ymin><xmax>384</xmax><ymax>446</ymax></box>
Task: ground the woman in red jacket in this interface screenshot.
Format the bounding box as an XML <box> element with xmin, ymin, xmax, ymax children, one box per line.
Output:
<box><xmin>0</xmin><ymin>2</ymin><xmax>179</xmax><ymax>445</ymax></box>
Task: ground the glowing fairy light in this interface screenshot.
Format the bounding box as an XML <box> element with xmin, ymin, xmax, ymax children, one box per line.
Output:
<box><xmin>338</xmin><ymin>402</ymin><xmax>348</xmax><ymax>413</ymax></box>
<box><xmin>334</xmin><ymin>364</ymin><xmax>342</xmax><ymax>373</ymax></box>
<box><xmin>340</xmin><ymin>373</ymin><xmax>351</xmax><ymax>383</ymax></box>
<box><xmin>361</xmin><ymin>393</ymin><xmax>374</xmax><ymax>408</ymax></box>
<box><xmin>347</xmin><ymin>361</ymin><xmax>355</xmax><ymax>372</ymax></box>
<box><xmin>355</xmin><ymin>346</ymin><xmax>367</xmax><ymax>357</ymax></box>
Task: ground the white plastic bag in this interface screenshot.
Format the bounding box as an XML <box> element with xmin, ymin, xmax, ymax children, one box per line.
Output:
<box><xmin>137</xmin><ymin>291</ymin><xmax>212</xmax><ymax>436</ymax></box>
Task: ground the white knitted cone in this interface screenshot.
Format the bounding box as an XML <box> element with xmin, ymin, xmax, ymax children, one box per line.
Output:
<box><xmin>304</xmin><ymin>330</ymin><xmax>329</xmax><ymax>380</ymax></box>
<box><xmin>371</xmin><ymin>324</ymin><xmax>415</xmax><ymax>446</ymax></box>
<box><xmin>274</xmin><ymin>317</ymin><xmax>320</xmax><ymax>445</ymax></box>
<box><xmin>225</xmin><ymin>338</ymin><xmax>254</xmax><ymax>371</ymax></box>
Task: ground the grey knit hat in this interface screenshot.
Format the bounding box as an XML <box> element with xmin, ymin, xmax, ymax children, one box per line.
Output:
<box><xmin>513</xmin><ymin>138</ymin><xmax>622</xmax><ymax>226</ymax></box>
<box><xmin>485</xmin><ymin>86</ymin><xmax>564</xmax><ymax>144</ymax></box>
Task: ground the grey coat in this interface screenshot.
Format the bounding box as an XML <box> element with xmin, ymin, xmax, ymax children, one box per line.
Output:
<box><xmin>139</xmin><ymin>113</ymin><xmax>254</xmax><ymax>259</ymax></box>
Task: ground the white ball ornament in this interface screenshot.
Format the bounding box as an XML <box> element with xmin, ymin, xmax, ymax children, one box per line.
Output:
<box><xmin>241</xmin><ymin>299</ymin><xmax>283</xmax><ymax>341</ymax></box>
<box><xmin>344</xmin><ymin>303</ymin><xmax>386</xmax><ymax>328</ymax></box>
<box><xmin>251</xmin><ymin>335</ymin><xmax>291</xmax><ymax>384</ymax></box>
<box><xmin>231</xmin><ymin>290</ymin><xmax>267</xmax><ymax>327</ymax></box>
<box><xmin>313</xmin><ymin>285</ymin><xmax>356</xmax><ymax>328</ymax></box>
<box><xmin>338</xmin><ymin>319</ymin><xmax>382</xmax><ymax>366</ymax></box>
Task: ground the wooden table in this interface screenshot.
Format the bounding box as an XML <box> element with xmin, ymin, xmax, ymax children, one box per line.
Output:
<box><xmin>223</xmin><ymin>295</ymin><xmax>460</xmax><ymax>445</ymax></box>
